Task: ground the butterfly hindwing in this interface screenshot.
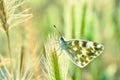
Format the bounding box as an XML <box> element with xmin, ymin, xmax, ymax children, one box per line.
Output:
<box><xmin>61</xmin><ymin>38</ymin><xmax>104</xmax><ymax>68</ymax></box>
<box><xmin>59</xmin><ymin>37</ymin><xmax>104</xmax><ymax>68</ymax></box>
<box><xmin>66</xmin><ymin>39</ymin><xmax>104</xmax><ymax>68</ymax></box>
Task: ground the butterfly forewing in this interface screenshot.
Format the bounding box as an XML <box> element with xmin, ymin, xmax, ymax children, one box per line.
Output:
<box><xmin>65</xmin><ymin>39</ymin><xmax>104</xmax><ymax>68</ymax></box>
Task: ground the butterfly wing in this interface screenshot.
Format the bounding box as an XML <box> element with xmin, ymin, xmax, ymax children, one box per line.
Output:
<box><xmin>65</xmin><ymin>39</ymin><xmax>104</xmax><ymax>68</ymax></box>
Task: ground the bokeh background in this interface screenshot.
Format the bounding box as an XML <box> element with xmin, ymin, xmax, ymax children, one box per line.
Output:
<box><xmin>0</xmin><ymin>0</ymin><xmax>120</xmax><ymax>80</ymax></box>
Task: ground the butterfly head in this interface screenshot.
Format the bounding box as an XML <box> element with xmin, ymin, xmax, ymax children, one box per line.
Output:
<box><xmin>59</xmin><ymin>36</ymin><xmax>65</xmax><ymax>41</ymax></box>
<box><xmin>59</xmin><ymin>36</ymin><xmax>67</xmax><ymax>45</ymax></box>
<box><xmin>59</xmin><ymin>36</ymin><xmax>68</xmax><ymax>49</ymax></box>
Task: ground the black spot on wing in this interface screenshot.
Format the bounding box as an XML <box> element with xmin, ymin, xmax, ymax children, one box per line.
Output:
<box><xmin>81</xmin><ymin>55</ymin><xmax>86</xmax><ymax>58</ymax></box>
<box><xmin>67</xmin><ymin>40</ymin><xmax>82</xmax><ymax>55</ymax></box>
<box><xmin>76</xmin><ymin>54</ymin><xmax>88</xmax><ymax>64</ymax></box>
<box><xmin>93</xmin><ymin>42</ymin><xmax>98</xmax><ymax>46</ymax></box>
<box><xmin>87</xmin><ymin>55</ymin><xmax>93</xmax><ymax>60</ymax></box>
<box><xmin>75</xmin><ymin>50</ymin><xmax>82</xmax><ymax>55</ymax></box>
<box><xmin>95</xmin><ymin>46</ymin><xmax>103</xmax><ymax>51</ymax></box>
<box><xmin>74</xmin><ymin>40</ymin><xmax>79</xmax><ymax>46</ymax></box>
<box><xmin>82</xmin><ymin>41</ymin><xmax>87</xmax><ymax>47</ymax></box>
<box><xmin>81</xmin><ymin>55</ymin><xmax>88</xmax><ymax>63</ymax></box>
<box><xmin>86</xmin><ymin>47</ymin><xmax>97</xmax><ymax>57</ymax></box>
<box><xmin>93</xmin><ymin>42</ymin><xmax>103</xmax><ymax>51</ymax></box>
<box><xmin>87</xmin><ymin>52</ymin><xmax>97</xmax><ymax>57</ymax></box>
<box><xmin>80</xmin><ymin>58</ymin><xmax>84</xmax><ymax>63</ymax></box>
<box><xmin>86</xmin><ymin>47</ymin><xmax>93</xmax><ymax>52</ymax></box>
<box><xmin>95</xmin><ymin>47</ymin><xmax>100</xmax><ymax>51</ymax></box>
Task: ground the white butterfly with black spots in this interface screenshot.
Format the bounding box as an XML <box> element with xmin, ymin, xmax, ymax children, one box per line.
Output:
<box><xmin>59</xmin><ymin>36</ymin><xmax>104</xmax><ymax>68</ymax></box>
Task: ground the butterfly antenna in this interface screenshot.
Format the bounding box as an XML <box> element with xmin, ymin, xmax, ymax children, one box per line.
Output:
<box><xmin>53</xmin><ymin>25</ymin><xmax>62</xmax><ymax>36</ymax></box>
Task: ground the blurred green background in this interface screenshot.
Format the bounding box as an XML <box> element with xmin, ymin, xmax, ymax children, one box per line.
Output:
<box><xmin>0</xmin><ymin>0</ymin><xmax>120</xmax><ymax>80</ymax></box>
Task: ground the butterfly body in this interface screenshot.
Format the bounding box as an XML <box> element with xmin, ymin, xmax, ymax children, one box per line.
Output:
<box><xmin>59</xmin><ymin>36</ymin><xmax>75</xmax><ymax>59</ymax></box>
<box><xmin>59</xmin><ymin>36</ymin><xmax>104</xmax><ymax>68</ymax></box>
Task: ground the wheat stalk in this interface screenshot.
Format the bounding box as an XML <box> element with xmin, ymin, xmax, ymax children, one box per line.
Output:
<box><xmin>0</xmin><ymin>0</ymin><xmax>32</xmax><ymax>80</ymax></box>
<box><xmin>0</xmin><ymin>0</ymin><xmax>14</xmax><ymax>80</ymax></box>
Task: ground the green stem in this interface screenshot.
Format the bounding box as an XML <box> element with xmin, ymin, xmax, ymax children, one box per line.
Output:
<box><xmin>6</xmin><ymin>29</ymin><xmax>14</xmax><ymax>80</ymax></box>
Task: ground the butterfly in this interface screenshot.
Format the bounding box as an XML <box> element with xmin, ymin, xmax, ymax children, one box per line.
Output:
<box><xmin>59</xmin><ymin>36</ymin><xmax>104</xmax><ymax>68</ymax></box>
<box><xmin>53</xmin><ymin>25</ymin><xmax>104</xmax><ymax>68</ymax></box>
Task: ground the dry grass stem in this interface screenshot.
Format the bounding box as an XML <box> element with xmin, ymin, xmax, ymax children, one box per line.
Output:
<box><xmin>22</xmin><ymin>5</ymin><xmax>41</xmax><ymax>80</ymax></box>
<box><xmin>0</xmin><ymin>0</ymin><xmax>14</xmax><ymax>80</ymax></box>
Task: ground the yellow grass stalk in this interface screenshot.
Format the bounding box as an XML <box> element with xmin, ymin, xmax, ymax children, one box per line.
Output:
<box><xmin>0</xmin><ymin>0</ymin><xmax>14</xmax><ymax>80</ymax></box>
<box><xmin>22</xmin><ymin>5</ymin><xmax>41</xmax><ymax>80</ymax></box>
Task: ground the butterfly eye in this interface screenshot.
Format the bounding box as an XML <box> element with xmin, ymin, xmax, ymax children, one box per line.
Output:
<box><xmin>59</xmin><ymin>36</ymin><xmax>65</xmax><ymax>42</ymax></box>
